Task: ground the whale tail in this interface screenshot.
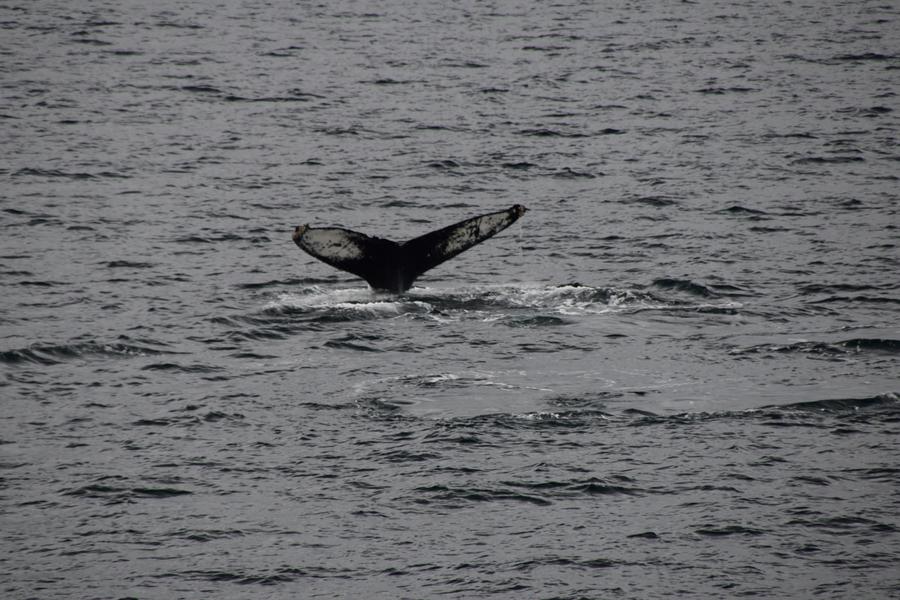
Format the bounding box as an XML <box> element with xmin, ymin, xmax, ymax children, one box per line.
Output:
<box><xmin>292</xmin><ymin>204</ymin><xmax>527</xmax><ymax>292</ymax></box>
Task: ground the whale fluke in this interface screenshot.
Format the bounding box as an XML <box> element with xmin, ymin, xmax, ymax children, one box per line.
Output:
<box><xmin>292</xmin><ymin>204</ymin><xmax>527</xmax><ymax>292</ymax></box>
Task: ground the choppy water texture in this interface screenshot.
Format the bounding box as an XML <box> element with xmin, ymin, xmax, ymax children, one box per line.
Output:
<box><xmin>2</xmin><ymin>1</ymin><xmax>899</xmax><ymax>598</ymax></box>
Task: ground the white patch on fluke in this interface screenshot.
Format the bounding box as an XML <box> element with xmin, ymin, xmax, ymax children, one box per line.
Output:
<box><xmin>441</xmin><ymin>211</ymin><xmax>510</xmax><ymax>256</ymax></box>
<box><xmin>300</xmin><ymin>229</ymin><xmax>368</xmax><ymax>261</ymax></box>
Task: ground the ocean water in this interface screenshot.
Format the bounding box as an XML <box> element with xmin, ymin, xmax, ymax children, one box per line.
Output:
<box><xmin>2</xmin><ymin>1</ymin><xmax>899</xmax><ymax>598</ymax></box>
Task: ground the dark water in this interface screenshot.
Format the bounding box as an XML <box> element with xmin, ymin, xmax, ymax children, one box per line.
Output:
<box><xmin>2</xmin><ymin>1</ymin><xmax>899</xmax><ymax>598</ymax></box>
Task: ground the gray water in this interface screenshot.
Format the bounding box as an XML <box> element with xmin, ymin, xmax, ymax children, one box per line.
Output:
<box><xmin>2</xmin><ymin>1</ymin><xmax>899</xmax><ymax>598</ymax></box>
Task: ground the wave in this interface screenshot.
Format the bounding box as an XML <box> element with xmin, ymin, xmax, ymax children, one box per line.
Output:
<box><xmin>174</xmin><ymin>233</ymin><xmax>267</xmax><ymax>244</ymax></box>
<box><xmin>235</xmin><ymin>277</ymin><xmax>336</xmax><ymax>290</ymax></box>
<box><xmin>807</xmin><ymin>294</ymin><xmax>900</xmax><ymax>306</ymax></box>
<box><xmin>178</xmin><ymin>565</ymin><xmax>354</xmax><ymax>585</ymax></box>
<box><xmin>719</xmin><ymin>205</ymin><xmax>769</xmax><ymax>217</ymax></box>
<box><xmin>732</xmin><ymin>338</ymin><xmax>900</xmax><ymax>358</ymax></box>
<box><xmin>0</xmin><ymin>339</ymin><xmax>179</xmax><ymax>366</ymax></box>
<box><xmin>651</xmin><ymin>278</ymin><xmax>753</xmax><ymax>299</ymax></box>
<box><xmin>516</xmin><ymin>127</ymin><xmax>589</xmax><ymax>138</ymax></box>
<box><xmin>552</xmin><ymin>167</ymin><xmax>599</xmax><ymax>179</ymax></box>
<box><xmin>617</xmin><ymin>394</ymin><xmax>900</xmax><ymax>427</ymax></box>
<box><xmin>131</xmin><ymin>410</ymin><xmax>244</xmax><ymax>426</ymax></box>
<box><xmin>140</xmin><ymin>362</ymin><xmax>223</xmax><ymax>373</ymax></box>
<box><xmin>830</xmin><ymin>52</ymin><xmax>897</xmax><ymax>62</ymax></box>
<box><xmin>382</xmin><ymin>393</ymin><xmax>900</xmax><ymax>429</ymax></box>
<box><xmin>409</xmin><ymin>475</ymin><xmax>642</xmax><ymax>507</ymax></box>
<box><xmin>792</xmin><ymin>155</ymin><xmax>865</xmax><ymax>165</ymax></box>
<box><xmin>652</xmin><ymin>278</ymin><xmax>718</xmax><ymax>297</ymax></box>
<box><xmin>760</xmin><ymin>393</ymin><xmax>899</xmax><ymax>414</ymax></box>
<box><xmin>64</xmin><ymin>481</ymin><xmax>192</xmax><ymax>504</ymax></box>
<box><xmin>696</xmin><ymin>86</ymin><xmax>756</xmax><ymax>95</ymax></box>
<box><xmin>12</xmin><ymin>167</ymin><xmax>128</xmax><ymax>179</ymax></box>
<box><xmin>623</xmin><ymin>194</ymin><xmax>679</xmax><ymax>207</ymax></box>
<box><xmin>224</xmin><ymin>92</ymin><xmax>325</xmax><ymax>103</ymax></box>
<box><xmin>783</xmin><ymin>52</ymin><xmax>898</xmax><ymax>65</ymax></box>
<box><xmin>105</xmin><ymin>260</ymin><xmax>156</xmax><ymax>269</ymax></box>
<box><xmin>798</xmin><ymin>283</ymin><xmax>895</xmax><ymax>295</ymax></box>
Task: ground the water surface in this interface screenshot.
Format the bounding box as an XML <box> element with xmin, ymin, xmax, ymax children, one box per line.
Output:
<box><xmin>2</xmin><ymin>1</ymin><xmax>898</xmax><ymax>598</ymax></box>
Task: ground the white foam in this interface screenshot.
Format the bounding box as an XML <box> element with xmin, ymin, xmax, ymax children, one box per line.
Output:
<box><xmin>410</xmin><ymin>283</ymin><xmax>653</xmax><ymax>316</ymax></box>
<box><xmin>263</xmin><ymin>283</ymin><xmax>737</xmax><ymax>321</ymax></box>
<box><xmin>264</xmin><ymin>287</ymin><xmax>433</xmax><ymax>317</ymax></box>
